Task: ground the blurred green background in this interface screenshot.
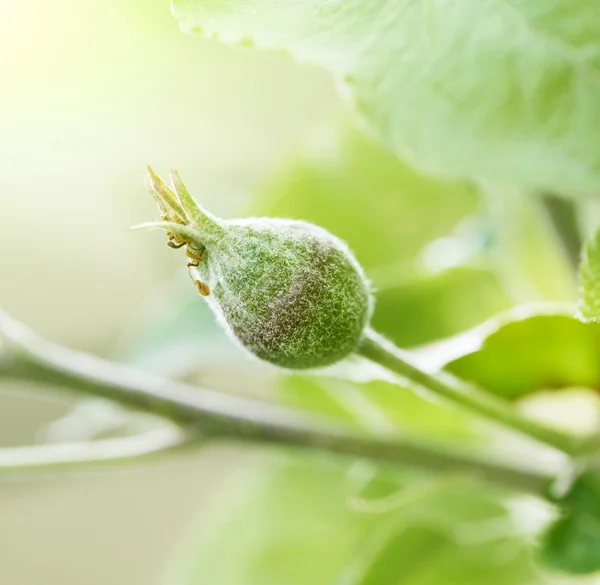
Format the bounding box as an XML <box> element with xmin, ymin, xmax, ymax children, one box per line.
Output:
<box><xmin>1</xmin><ymin>1</ymin><xmax>596</xmax><ymax>584</ymax></box>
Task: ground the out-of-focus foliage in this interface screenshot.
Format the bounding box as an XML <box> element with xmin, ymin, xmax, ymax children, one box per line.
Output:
<box><xmin>254</xmin><ymin>128</ymin><xmax>477</xmax><ymax>274</ymax></box>
<box><xmin>165</xmin><ymin>461</ymin><xmax>384</xmax><ymax>585</ymax></box>
<box><xmin>541</xmin><ymin>471</ymin><xmax>600</xmax><ymax>574</ymax></box>
<box><xmin>446</xmin><ymin>312</ymin><xmax>600</xmax><ymax>400</ymax></box>
<box><xmin>371</xmin><ymin>267</ymin><xmax>510</xmax><ymax>348</ymax></box>
<box><xmin>579</xmin><ymin>228</ymin><xmax>600</xmax><ymax>321</ymax></box>
<box><xmin>165</xmin><ymin>459</ymin><xmax>545</xmax><ymax>585</ymax></box>
<box><xmin>173</xmin><ymin>0</ymin><xmax>600</xmax><ymax>194</ymax></box>
<box><xmin>278</xmin><ymin>375</ymin><xmax>477</xmax><ymax>442</ymax></box>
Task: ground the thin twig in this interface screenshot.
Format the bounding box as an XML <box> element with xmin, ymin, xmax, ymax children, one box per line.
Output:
<box><xmin>0</xmin><ymin>426</ymin><xmax>187</xmax><ymax>474</ymax></box>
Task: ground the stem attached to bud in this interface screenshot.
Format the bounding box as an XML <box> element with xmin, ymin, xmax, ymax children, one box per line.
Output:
<box><xmin>358</xmin><ymin>329</ymin><xmax>584</xmax><ymax>456</ymax></box>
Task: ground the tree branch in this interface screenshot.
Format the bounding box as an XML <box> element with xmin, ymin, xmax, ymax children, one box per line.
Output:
<box><xmin>0</xmin><ymin>309</ymin><xmax>552</xmax><ymax>493</ymax></box>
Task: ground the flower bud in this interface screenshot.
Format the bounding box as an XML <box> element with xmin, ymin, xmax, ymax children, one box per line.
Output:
<box><xmin>135</xmin><ymin>167</ymin><xmax>373</xmax><ymax>369</ymax></box>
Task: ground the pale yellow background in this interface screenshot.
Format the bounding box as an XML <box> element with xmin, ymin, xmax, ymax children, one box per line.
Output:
<box><xmin>0</xmin><ymin>1</ymin><xmax>339</xmax><ymax>583</ymax></box>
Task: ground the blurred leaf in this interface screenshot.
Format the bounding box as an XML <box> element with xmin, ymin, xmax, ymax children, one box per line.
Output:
<box><xmin>579</xmin><ymin>228</ymin><xmax>600</xmax><ymax>321</ymax></box>
<box><xmin>339</xmin><ymin>507</ymin><xmax>534</xmax><ymax>585</ymax></box>
<box><xmin>173</xmin><ymin>0</ymin><xmax>600</xmax><ymax>194</ymax></box>
<box><xmin>371</xmin><ymin>267</ymin><xmax>511</xmax><ymax>348</ymax></box>
<box><xmin>445</xmin><ymin>310</ymin><xmax>600</xmax><ymax>400</ymax></box>
<box><xmin>165</xmin><ymin>460</ymin><xmax>385</xmax><ymax>585</ymax></box>
<box><xmin>279</xmin><ymin>375</ymin><xmax>478</xmax><ymax>442</ymax></box>
<box><xmin>166</xmin><ymin>459</ymin><xmax>541</xmax><ymax>585</ymax></box>
<box><xmin>541</xmin><ymin>471</ymin><xmax>600</xmax><ymax>574</ymax></box>
<box><xmin>253</xmin><ymin>126</ymin><xmax>477</xmax><ymax>278</ymax></box>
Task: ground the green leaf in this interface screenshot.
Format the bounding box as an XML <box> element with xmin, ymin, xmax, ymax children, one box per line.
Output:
<box><xmin>579</xmin><ymin>228</ymin><xmax>600</xmax><ymax>321</ymax></box>
<box><xmin>541</xmin><ymin>471</ymin><xmax>600</xmax><ymax>574</ymax></box>
<box><xmin>444</xmin><ymin>308</ymin><xmax>600</xmax><ymax>400</ymax></box>
<box><xmin>173</xmin><ymin>0</ymin><xmax>600</xmax><ymax>193</ymax></box>
<box><xmin>166</xmin><ymin>459</ymin><xmax>540</xmax><ymax>585</ymax></box>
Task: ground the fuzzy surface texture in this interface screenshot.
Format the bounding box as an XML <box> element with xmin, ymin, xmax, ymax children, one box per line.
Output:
<box><xmin>197</xmin><ymin>217</ymin><xmax>373</xmax><ymax>369</ymax></box>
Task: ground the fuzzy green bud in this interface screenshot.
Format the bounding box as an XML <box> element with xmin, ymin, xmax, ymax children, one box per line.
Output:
<box><xmin>135</xmin><ymin>167</ymin><xmax>373</xmax><ymax>369</ymax></box>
